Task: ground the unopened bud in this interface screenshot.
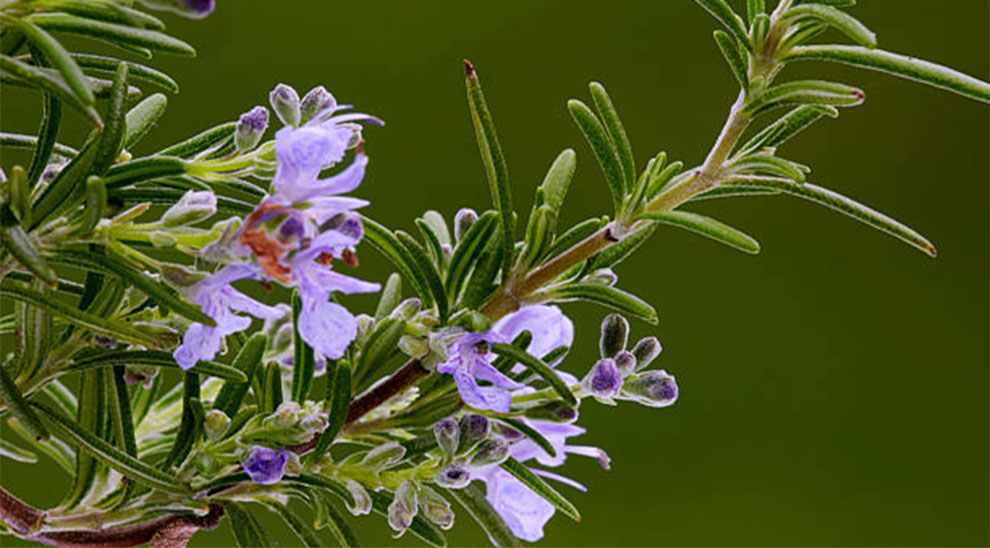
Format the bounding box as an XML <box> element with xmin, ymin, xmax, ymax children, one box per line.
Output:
<box><xmin>599</xmin><ymin>313</ymin><xmax>629</xmax><ymax>358</ymax></box>
<box><xmin>269</xmin><ymin>401</ymin><xmax>301</xmax><ymax>428</ymax></box>
<box><xmin>399</xmin><ymin>335</ymin><xmax>430</xmax><ymax>358</ymax></box>
<box><xmin>162</xmin><ymin>190</ymin><xmax>217</xmax><ymax>227</ymax></box>
<box><xmin>631</xmin><ymin>336</ymin><xmax>662</xmax><ymax>371</ymax></box>
<box><xmin>284</xmin><ymin>452</ymin><xmax>303</xmax><ymax>476</ymax></box>
<box><xmin>235</xmin><ymin>106</ymin><xmax>268</xmax><ymax>151</ymax></box>
<box><xmin>388</xmin><ymin>481</ymin><xmax>419</xmax><ymax>535</ymax></box>
<box><xmin>160</xmin><ymin>263</ymin><xmax>208</xmax><ymax>289</ymax></box>
<box><xmin>453</xmin><ymin>208</ymin><xmax>478</xmax><ymax>242</ymax></box>
<box><xmin>391</xmin><ymin>298</ymin><xmax>421</xmax><ymax>321</ymax></box>
<box><xmin>622</xmin><ymin>370</ymin><xmax>678</xmax><ymax>408</ymax></box>
<box><xmin>300</xmin><ymin>86</ymin><xmax>336</xmax><ymax>124</ymax></box>
<box><xmin>586</xmin><ymin>268</ymin><xmax>618</xmax><ymax>286</ymax></box>
<box><xmin>361</xmin><ymin>441</ymin><xmax>406</xmax><ymax>470</ymax></box>
<box><xmin>433</xmin><ymin>418</ymin><xmax>460</xmax><ymax>456</ymax></box>
<box><xmin>345</xmin><ymin>480</ymin><xmax>372</xmax><ymax>516</ymax></box>
<box><xmin>418</xmin><ymin>486</ymin><xmax>455</xmax><ymax>530</ymax></box>
<box><xmin>457</xmin><ymin>414</ymin><xmax>490</xmax><ymax>455</ymax></box>
<box><xmin>614</xmin><ymin>350</ymin><xmax>637</xmax><ymax>376</ymax></box>
<box><xmin>492</xmin><ymin>421</ymin><xmax>524</xmax><ymax>441</ymax></box>
<box><xmin>203</xmin><ymin>409</ymin><xmax>230</xmax><ymax>440</ymax></box>
<box><xmin>136</xmin><ymin>0</ymin><xmax>214</xmax><ymax>18</ymax></box>
<box><xmin>355</xmin><ymin>314</ymin><xmax>376</xmax><ymax>346</ymax></box>
<box><xmin>524</xmin><ymin>401</ymin><xmax>578</xmax><ymax>423</ymax></box>
<box><xmin>470</xmin><ymin>438</ymin><xmax>510</xmax><ymax>467</ymax></box>
<box><xmin>433</xmin><ymin>463</ymin><xmax>470</xmax><ymax>489</ymax></box>
<box><xmin>269</xmin><ymin>84</ymin><xmax>301</xmax><ymax>127</ymax></box>
<box><xmin>581</xmin><ymin>358</ymin><xmax>623</xmax><ymax>404</ymax></box>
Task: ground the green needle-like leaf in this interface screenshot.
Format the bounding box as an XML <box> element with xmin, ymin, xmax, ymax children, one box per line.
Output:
<box><xmin>291</xmin><ymin>290</ymin><xmax>315</xmax><ymax>403</ymax></box>
<box><xmin>27</xmin><ymin>13</ymin><xmax>196</xmax><ymax>57</ymax></box>
<box><xmin>68</xmin><ymin>350</ymin><xmax>248</xmax><ymax>382</ymax></box>
<box><xmin>14</xmin><ymin>18</ymin><xmax>94</xmax><ymax>105</ymax></box>
<box><xmin>71</xmin><ymin>54</ymin><xmax>178</xmax><ymax>93</ymax></box>
<box><xmin>124</xmin><ymin>93</ymin><xmax>167</xmax><ymax>149</ymax></box>
<box><xmin>224</xmin><ymin>502</ymin><xmax>275</xmax><ymax>548</ymax></box>
<box><xmin>588</xmin><ymin>222</ymin><xmax>656</xmax><ymax>272</ymax></box>
<box><xmin>214</xmin><ymin>333</ymin><xmax>266</xmax><ymax>417</ymax></box>
<box><xmin>693</xmin><ymin>0</ymin><xmax>750</xmax><ymax>47</ymax></box>
<box><xmin>496</xmin><ymin>417</ymin><xmax>557</xmax><ymax>458</ymax></box>
<box><xmin>397</xmin><ymin>230</ymin><xmax>449</xmax><ymax>320</ymax></box>
<box><xmin>267</xmin><ymin>503</ymin><xmax>322</xmax><ymax>548</ymax></box>
<box><xmin>0</xmin><ymin>200</ymin><xmax>58</xmax><ymax>287</ymax></box>
<box><xmin>310</xmin><ymin>359</ymin><xmax>352</xmax><ymax>460</ymax></box>
<box><xmin>746</xmin><ymin>79</ymin><xmax>864</xmax><ymax>115</ymax></box>
<box><xmin>32</xmin><ymin>401</ymin><xmax>190</xmax><ymax>495</ymax></box>
<box><xmin>0</xmin><ymin>132</ymin><xmax>77</xmax><ymax>158</ymax></box>
<box><xmin>442</xmin><ymin>483</ymin><xmax>520</xmax><ymax>548</ymax></box>
<box><xmin>465</xmin><ymin>60</ymin><xmax>515</xmax><ymax>275</ymax></box>
<box><xmin>738</xmin><ymin>104</ymin><xmax>838</xmax><ymax>155</ymax></box>
<box><xmin>362</xmin><ymin>215</ymin><xmax>435</xmax><ymax>308</ymax></box>
<box><xmin>375</xmin><ymin>273</ymin><xmax>403</xmax><ymax>319</ymax></box>
<box><xmin>0</xmin><ymin>363</ymin><xmax>49</xmax><ymax>441</ymax></box>
<box><xmin>157</xmin><ymin>122</ymin><xmax>235</xmax><ymax>157</ymax></box>
<box><xmin>713</xmin><ymin>30</ymin><xmax>749</xmax><ymax>92</ymax></box>
<box><xmin>782</xmin><ymin>4</ymin><xmax>876</xmax><ymax>48</ymax></box>
<box><xmin>500</xmin><ymin>457</ymin><xmax>581</xmax><ymax>521</ymax></box>
<box><xmin>553</xmin><ymin>283</ymin><xmax>658</xmax><ymax>324</ymax></box>
<box><xmin>722</xmin><ymin>176</ymin><xmax>937</xmax><ymax>256</ymax></box>
<box><xmin>355</xmin><ymin>318</ymin><xmax>405</xmax><ymax>388</ymax></box>
<box><xmin>589</xmin><ymin>82</ymin><xmax>635</xmax><ymax>191</ymax></box>
<box><xmin>785</xmin><ymin>45</ymin><xmax>990</xmax><ymax>103</ymax></box>
<box><xmin>368</xmin><ymin>488</ymin><xmax>448</xmax><ymax>547</ymax></box>
<box><xmin>0</xmin><ymin>54</ymin><xmax>101</xmax><ymax>127</ymax></box>
<box><xmin>568</xmin><ymin>99</ymin><xmax>625</xmax><ymax>214</ymax></box>
<box><xmin>446</xmin><ymin>210</ymin><xmax>498</xmax><ymax>302</ymax></box>
<box><xmin>491</xmin><ymin>343</ymin><xmax>577</xmax><ymax>405</ymax></box>
<box><xmin>642</xmin><ymin>210</ymin><xmax>761</xmax><ymax>254</ymax></box>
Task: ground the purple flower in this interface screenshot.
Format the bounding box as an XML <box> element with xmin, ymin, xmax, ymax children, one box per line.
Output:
<box><xmin>581</xmin><ymin>358</ymin><xmax>623</xmax><ymax>404</ymax></box>
<box><xmin>290</xmin><ymin>226</ymin><xmax>380</xmax><ymax>359</ymax></box>
<box><xmin>173</xmin><ymin>263</ymin><xmax>282</xmax><ymax>369</ymax></box>
<box><xmin>437</xmin><ymin>305</ymin><xmax>573</xmax><ymax>413</ymax></box>
<box><xmin>242</xmin><ymin>445</ymin><xmax>290</xmax><ymax>485</ymax></box>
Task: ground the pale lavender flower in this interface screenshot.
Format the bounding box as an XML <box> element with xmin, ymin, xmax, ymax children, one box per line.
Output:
<box><xmin>437</xmin><ymin>305</ymin><xmax>573</xmax><ymax>413</ymax></box>
<box><xmin>173</xmin><ymin>263</ymin><xmax>282</xmax><ymax>369</ymax></box>
<box><xmin>242</xmin><ymin>445</ymin><xmax>290</xmax><ymax>485</ymax></box>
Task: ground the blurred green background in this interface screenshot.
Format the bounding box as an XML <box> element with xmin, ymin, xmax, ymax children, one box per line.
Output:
<box><xmin>1</xmin><ymin>1</ymin><xmax>987</xmax><ymax>546</ymax></box>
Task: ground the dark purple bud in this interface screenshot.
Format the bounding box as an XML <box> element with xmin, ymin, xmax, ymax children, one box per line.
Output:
<box><xmin>582</xmin><ymin>358</ymin><xmax>623</xmax><ymax>402</ymax></box>
<box><xmin>300</xmin><ymin>86</ymin><xmax>336</xmax><ymax>124</ymax></box>
<box><xmin>491</xmin><ymin>422</ymin><xmax>524</xmax><ymax>442</ymax></box>
<box><xmin>93</xmin><ymin>334</ymin><xmax>117</xmax><ymax>349</ymax></box>
<box><xmin>269</xmin><ymin>84</ymin><xmax>301</xmax><ymax>127</ymax></box>
<box><xmin>236</xmin><ymin>106</ymin><xmax>268</xmax><ymax>151</ymax></box>
<box><xmin>631</xmin><ymin>337</ymin><xmax>662</xmax><ymax>371</ymax></box>
<box><xmin>599</xmin><ymin>313</ymin><xmax>629</xmax><ymax>358</ymax></box>
<box><xmin>242</xmin><ymin>445</ymin><xmax>290</xmax><ymax>485</ymax></box>
<box><xmin>469</xmin><ymin>438</ymin><xmax>510</xmax><ymax>467</ymax></box>
<box><xmin>136</xmin><ymin>0</ymin><xmax>214</xmax><ymax>18</ymax></box>
<box><xmin>453</xmin><ymin>208</ymin><xmax>478</xmax><ymax>242</ymax></box>
<box><xmin>456</xmin><ymin>414</ymin><xmax>490</xmax><ymax>455</ymax></box>
<box><xmin>433</xmin><ymin>418</ymin><xmax>460</xmax><ymax>456</ymax></box>
<box><xmin>623</xmin><ymin>370</ymin><xmax>678</xmax><ymax>408</ymax></box>
<box><xmin>524</xmin><ymin>401</ymin><xmax>578</xmax><ymax>423</ymax></box>
<box><xmin>614</xmin><ymin>351</ymin><xmax>637</xmax><ymax>375</ymax></box>
<box><xmin>433</xmin><ymin>463</ymin><xmax>470</xmax><ymax>489</ymax></box>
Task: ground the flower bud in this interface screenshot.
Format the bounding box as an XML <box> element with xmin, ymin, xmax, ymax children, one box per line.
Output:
<box><xmin>388</xmin><ymin>481</ymin><xmax>419</xmax><ymax>535</ymax></box>
<box><xmin>433</xmin><ymin>418</ymin><xmax>460</xmax><ymax>456</ymax></box>
<box><xmin>242</xmin><ymin>445</ymin><xmax>290</xmax><ymax>485</ymax></box>
<box><xmin>272</xmin><ymin>323</ymin><xmax>294</xmax><ymax>355</ymax></box>
<box><xmin>284</xmin><ymin>452</ymin><xmax>303</xmax><ymax>476</ymax></box>
<box><xmin>161</xmin><ymin>190</ymin><xmax>217</xmax><ymax>227</ymax></box>
<box><xmin>614</xmin><ymin>350</ymin><xmax>637</xmax><ymax>376</ymax></box>
<box><xmin>622</xmin><ymin>370</ymin><xmax>678</xmax><ymax>408</ymax></box>
<box><xmin>399</xmin><ymin>335</ymin><xmax>430</xmax><ymax>358</ymax></box>
<box><xmin>631</xmin><ymin>336</ymin><xmax>662</xmax><ymax>371</ymax></box>
<box><xmin>599</xmin><ymin>313</ymin><xmax>629</xmax><ymax>358</ymax></box>
<box><xmin>523</xmin><ymin>401</ymin><xmax>578</xmax><ymax>423</ymax></box>
<box><xmin>355</xmin><ymin>314</ymin><xmax>376</xmax><ymax>346</ymax></box>
<box><xmin>235</xmin><ymin>106</ymin><xmax>268</xmax><ymax>152</ymax></box>
<box><xmin>136</xmin><ymin>0</ymin><xmax>214</xmax><ymax>19</ymax></box>
<box><xmin>418</xmin><ymin>486</ymin><xmax>454</xmax><ymax>530</ymax></box>
<box><xmin>269</xmin><ymin>84</ymin><xmax>301</xmax><ymax>127</ymax></box>
<box><xmin>433</xmin><ymin>463</ymin><xmax>470</xmax><ymax>489</ymax></box>
<box><xmin>203</xmin><ymin>409</ymin><xmax>230</xmax><ymax>441</ymax></box>
<box><xmin>453</xmin><ymin>208</ymin><xmax>478</xmax><ymax>242</ymax></box>
<box><xmin>300</xmin><ymin>86</ymin><xmax>336</xmax><ymax>124</ymax></box>
<box><xmin>469</xmin><ymin>438</ymin><xmax>510</xmax><ymax>467</ymax></box>
<box><xmin>492</xmin><ymin>422</ymin><xmax>524</xmax><ymax>441</ymax></box>
<box><xmin>361</xmin><ymin>441</ymin><xmax>406</xmax><ymax>470</ymax></box>
<box><xmin>585</xmin><ymin>268</ymin><xmax>618</xmax><ymax>286</ymax></box>
<box><xmin>345</xmin><ymin>480</ymin><xmax>372</xmax><ymax>516</ymax></box>
<box><xmin>160</xmin><ymin>263</ymin><xmax>208</xmax><ymax>289</ymax></box>
<box><xmin>581</xmin><ymin>358</ymin><xmax>623</xmax><ymax>404</ymax></box>
<box><xmin>269</xmin><ymin>401</ymin><xmax>302</xmax><ymax>428</ymax></box>
<box><xmin>456</xmin><ymin>414</ymin><xmax>490</xmax><ymax>455</ymax></box>
<box><xmin>390</xmin><ymin>298</ymin><xmax>422</xmax><ymax>320</ymax></box>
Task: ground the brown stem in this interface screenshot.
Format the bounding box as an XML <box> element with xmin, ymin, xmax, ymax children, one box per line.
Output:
<box><xmin>285</xmin><ymin>358</ymin><xmax>430</xmax><ymax>454</ymax></box>
<box><xmin>0</xmin><ymin>487</ymin><xmax>223</xmax><ymax>548</ymax></box>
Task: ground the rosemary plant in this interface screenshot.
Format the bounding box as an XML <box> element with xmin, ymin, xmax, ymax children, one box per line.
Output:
<box><xmin>0</xmin><ymin>0</ymin><xmax>987</xmax><ymax>546</ymax></box>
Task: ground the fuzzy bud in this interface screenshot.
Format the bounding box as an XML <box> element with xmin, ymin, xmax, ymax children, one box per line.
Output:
<box><xmin>269</xmin><ymin>84</ymin><xmax>301</xmax><ymax>127</ymax></box>
<box><xmin>361</xmin><ymin>442</ymin><xmax>406</xmax><ymax>470</ymax></box>
<box><xmin>391</xmin><ymin>298</ymin><xmax>422</xmax><ymax>321</ymax></box>
<box><xmin>469</xmin><ymin>438</ymin><xmax>510</xmax><ymax>467</ymax></box>
<box><xmin>345</xmin><ymin>480</ymin><xmax>372</xmax><ymax>516</ymax></box>
<box><xmin>419</xmin><ymin>486</ymin><xmax>455</xmax><ymax>530</ymax></box>
<box><xmin>456</xmin><ymin>414</ymin><xmax>490</xmax><ymax>455</ymax></box>
<box><xmin>433</xmin><ymin>463</ymin><xmax>470</xmax><ymax>489</ymax></box>
<box><xmin>300</xmin><ymin>86</ymin><xmax>336</xmax><ymax>124</ymax></box>
<box><xmin>433</xmin><ymin>418</ymin><xmax>460</xmax><ymax>456</ymax></box>
<box><xmin>622</xmin><ymin>370</ymin><xmax>678</xmax><ymax>408</ymax></box>
<box><xmin>599</xmin><ymin>313</ymin><xmax>629</xmax><ymax>358</ymax></box>
<box><xmin>388</xmin><ymin>481</ymin><xmax>419</xmax><ymax>535</ymax></box>
<box><xmin>453</xmin><ymin>208</ymin><xmax>478</xmax><ymax>242</ymax></box>
<box><xmin>203</xmin><ymin>409</ymin><xmax>230</xmax><ymax>441</ymax></box>
<box><xmin>523</xmin><ymin>401</ymin><xmax>578</xmax><ymax>423</ymax></box>
<box><xmin>355</xmin><ymin>314</ymin><xmax>376</xmax><ymax>346</ymax></box>
<box><xmin>235</xmin><ymin>106</ymin><xmax>268</xmax><ymax>152</ymax></box>
<box><xmin>399</xmin><ymin>335</ymin><xmax>430</xmax><ymax>358</ymax></box>
<box><xmin>631</xmin><ymin>336</ymin><xmax>662</xmax><ymax>371</ymax></box>
<box><xmin>614</xmin><ymin>350</ymin><xmax>637</xmax><ymax>376</ymax></box>
<box><xmin>161</xmin><ymin>190</ymin><xmax>217</xmax><ymax>227</ymax></box>
<box><xmin>585</xmin><ymin>268</ymin><xmax>618</xmax><ymax>286</ymax></box>
<box><xmin>581</xmin><ymin>358</ymin><xmax>623</xmax><ymax>404</ymax></box>
<box><xmin>492</xmin><ymin>422</ymin><xmax>524</xmax><ymax>441</ymax></box>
